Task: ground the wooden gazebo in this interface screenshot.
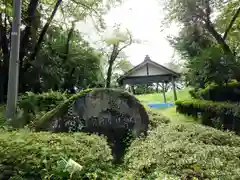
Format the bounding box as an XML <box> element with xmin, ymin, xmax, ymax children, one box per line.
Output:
<box><xmin>117</xmin><ymin>55</ymin><xmax>180</xmax><ymax>101</ymax></box>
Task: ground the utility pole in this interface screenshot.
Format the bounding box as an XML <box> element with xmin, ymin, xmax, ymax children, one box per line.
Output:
<box><xmin>6</xmin><ymin>0</ymin><xmax>22</xmax><ymax>119</ymax></box>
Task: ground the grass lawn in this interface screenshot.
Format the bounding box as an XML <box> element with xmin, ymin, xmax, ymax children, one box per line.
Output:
<box><xmin>159</xmin><ymin>106</ymin><xmax>197</xmax><ymax>124</ymax></box>
<box><xmin>136</xmin><ymin>88</ymin><xmax>191</xmax><ymax>103</ymax></box>
<box><xmin>136</xmin><ymin>88</ymin><xmax>197</xmax><ymax>124</ymax></box>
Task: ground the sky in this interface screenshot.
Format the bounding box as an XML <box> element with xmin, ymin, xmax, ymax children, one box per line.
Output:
<box><xmin>77</xmin><ymin>0</ymin><xmax>180</xmax><ymax>66</ymax></box>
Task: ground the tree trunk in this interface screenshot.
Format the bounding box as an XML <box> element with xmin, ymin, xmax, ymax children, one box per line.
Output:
<box><xmin>223</xmin><ymin>7</ymin><xmax>240</xmax><ymax>40</ymax></box>
<box><xmin>131</xmin><ymin>85</ymin><xmax>135</xmax><ymax>94</ymax></box>
<box><xmin>61</xmin><ymin>25</ymin><xmax>75</xmax><ymax>91</ymax></box>
<box><xmin>19</xmin><ymin>0</ymin><xmax>39</xmax><ymax>67</ymax></box>
<box><xmin>106</xmin><ymin>60</ymin><xmax>114</xmax><ymax>88</ymax></box>
<box><xmin>106</xmin><ymin>44</ymin><xmax>119</xmax><ymax>88</ymax></box>
<box><xmin>0</xmin><ymin>15</ymin><xmax>10</xmax><ymax>103</ymax></box>
<box><xmin>205</xmin><ymin>21</ymin><xmax>233</xmax><ymax>54</ymax></box>
<box><xmin>0</xmin><ymin>71</ymin><xmax>8</xmax><ymax>103</ymax></box>
<box><xmin>26</xmin><ymin>0</ymin><xmax>63</xmax><ymax>69</ymax></box>
<box><xmin>62</xmin><ymin>68</ymin><xmax>76</xmax><ymax>93</ymax></box>
<box><xmin>62</xmin><ymin>24</ymin><xmax>74</xmax><ymax>64</ymax></box>
<box><xmin>156</xmin><ymin>83</ymin><xmax>159</xmax><ymax>93</ymax></box>
<box><xmin>18</xmin><ymin>0</ymin><xmax>62</xmax><ymax>92</ymax></box>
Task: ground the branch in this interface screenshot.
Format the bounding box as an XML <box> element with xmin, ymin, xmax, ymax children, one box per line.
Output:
<box><xmin>71</xmin><ymin>0</ymin><xmax>100</xmax><ymax>17</ymax></box>
<box><xmin>204</xmin><ymin>21</ymin><xmax>233</xmax><ymax>54</ymax></box>
<box><xmin>196</xmin><ymin>3</ymin><xmax>235</xmax><ymax>55</ymax></box>
<box><xmin>223</xmin><ymin>7</ymin><xmax>240</xmax><ymax>40</ymax></box>
<box><xmin>117</xmin><ymin>29</ymin><xmax>133</xmax><ymax>53</ymax></box>
<box><xmin>62</xmin><ymin>23</ymin><xmax>75</xmax><ymax>65</ymax></box>
<box><xmin>109</xmin><ymin>43</ymin><xmax>119</xmax><ymax>62</ymax></box>
<box><xmin>205</xmin><ymin>0</ymin><xmax>211</xmax><ymax>22</ymax></box>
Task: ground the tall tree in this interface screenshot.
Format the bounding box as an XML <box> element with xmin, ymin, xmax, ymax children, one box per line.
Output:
<box><xmin>104</xmin><ymin>27</ymin><xmax>133</xmax><ymax>88</ymax></box>
<box><xmin>164</xmin><ymin>0</ymin><xmax>240</xmax><ymax>87</ymax></box>
<box><xmin>163</xmin><ymin>0</ymin><xmax>239</xmax><ymax>56</ymax></box>
<box><xmin>0</xmin><ymin>0</ymin><xmax>123</xmax><ymax>102</ymax></box>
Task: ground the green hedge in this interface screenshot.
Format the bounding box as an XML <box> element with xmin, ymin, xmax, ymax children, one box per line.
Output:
<box><xmin>189</xmin><ymin>80</ymin><xmax>240</xmax><ymax>102</ymax></box>
<box><xmin>0</xmin><ymin>129</ymin><xmax>114</xmax><ymax>179</ymax></box>
<box><xmin>124</xmin><ymin>123</ymin><xmax>240</xmax><ymax>179</ymax></box>
<box><xmin>176</xmin><ymin>99</ymin><xmax>240</xmax><ymax>133</ymax></box>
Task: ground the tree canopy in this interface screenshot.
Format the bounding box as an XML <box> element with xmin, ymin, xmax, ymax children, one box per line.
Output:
<box><xmin>163</xmin><ymin>0</ymin><xmax>240</xmax><ymax>87</ymax></box>
<box><xmin>0</xmin><ymin>0</ymin><xmax>123</xmax><ymax>102</ymax></box>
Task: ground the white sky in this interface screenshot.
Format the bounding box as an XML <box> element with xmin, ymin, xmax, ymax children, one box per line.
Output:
<box><xmin>77</xmin><ymin>0</ymin><xmax>180</xmax><ymax>66</ymax></box>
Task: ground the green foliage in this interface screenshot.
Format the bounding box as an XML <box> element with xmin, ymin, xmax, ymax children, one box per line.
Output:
<box><xmin>165</xmin><ymin>0</ymin><xmax>240</xmax><ymax>88</ymax></box>
<box><xmin>176</xmin><ymin>99</ymin><xmax>240</xmax><ymax>132</ymax></box>
<box><xmin>15</xmin><ymin>91</ymin><xmax>69</xmax><ymax>128</ymax></box>
<box><xmin>3</xmin><ymin>99</ymin><xmax>240</xmax><ymax>179</ymax></box>
<box><xmin>0</xmin><ymin>0</ymin><xmax>121</xmax><ymax>103</ymax></box>
<box><xmin>147</xmin><ymin>108</ymin><xmax>171</xmax><ymax>128</ymax></box>
<box><xmin>133</xmin><ymin>84</ymin><xmax>156</xmax><ymax>95</ymax></box>
<box><xmin>170</xmin><ymin>24</ymin><xmax>239</xmax><ymax>87</ymax></box>
<box><xmin>0</xmin><ymin>129</ymin><xmax>113</xmax><ymax>179</ymax></box>
<box><xmin>188</xmin><ymin>46</ymin><xmax>239</xmax><ymax>85</ymax></box>
<box><xmin>29</xmin><ymin>26</ymin><xmax>103</xmax><ymax>91</ymax></box>
<box><xmin>215</xmin><ymin>0</ymin><xmax>240</xmax><ymax>56</ymax></box>
<box><xmin>19</xmin><ymin>91</ymin><xmax>68</xmax><ymax>114</ymax></box>
<box><xmin>189</xmin><ymin>80</ymin><xmax>240</xmax><ymax>102</ymax></box>
<box><xmin>124</xmin><ymin>122</ymin><xmax>240</xmax><ymax>179</ymax></box>
<box><xmin>35</xmin><ymin>89</ymin><xmax>92</xmax><ymax>131</ymax></box>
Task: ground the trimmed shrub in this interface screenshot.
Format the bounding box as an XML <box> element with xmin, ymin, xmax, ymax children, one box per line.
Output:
<box><xmin>124</xmin><ymin>123</ymin><xmax>240</xmax><ymax>179</ymax></box>
<box><xmin>176</xmin><ymin>99</ymin><xmax>240</xmax><ymax>133</ymax></box>
<box><xmin>190</xmin><ymin>80</ymin><xmax>240</xmax><ymax>102</ymax></box>
<box><xmin>147</xmin><ymin>108</ymin><xmax>171</xmax><ymax>128</ymax></box>
<box><xmin>0</xmin><ymin>129</ymin><xmax>113</xmax><ymax>179</ymax></box>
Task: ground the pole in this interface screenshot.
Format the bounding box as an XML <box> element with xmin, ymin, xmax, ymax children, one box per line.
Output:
<box><xmin>6</xmin><ymin>0</ymin><xmax>22</xmax><ymax>119</ymax></box>
<box><xmin>171</xmin><ymin>77</ymin><xmax>177</xmax><ymax>101</ymax></box>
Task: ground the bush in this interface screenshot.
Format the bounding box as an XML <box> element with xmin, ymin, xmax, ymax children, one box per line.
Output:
<box><xmin>18</xmin><ymin>90</ymin><xmax>68</xmax><ymax>115</ymax></box>
<box><xmin>175</xmin><ymin>99</ymin><xmax>240</xmax><ymax>133</ymax></box>
<box><xmin>190</xmin><ymin>80</ymin><xmax>240</xmax><ymax>102</ymax></box>
<box><xmin>147</xmin><ymin>108</ymin><xmax>171</xmax><ymax>129</ymax></box>
<box><xmin>189</xmin><ymin>88</ymin><xmax>201</xmax><ymax>99</ymax></box>
<box><xmin>0</xmin><ymin>129</ymin><xmax>114</xmax><ymax>179</ymax></box>
<box><xmin>15</xmin><ymin>91</ymin><xmax>69</xmax><ymax>127</ymax></box>
<box><xmin>124</xmin><ymin>123</ymin><xmax>240</xmax><ymax>179</ymax></box>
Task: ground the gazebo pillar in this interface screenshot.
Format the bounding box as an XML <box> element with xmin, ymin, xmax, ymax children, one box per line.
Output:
<box><xmin>161</xmin><ymin>82</ymin><xmax>167</xmax><ymax>103</ymax></box>
<box><xmin>171</xmin><ymin>77</ymin><xmax>177</xmax><ymax>101</ymax></box>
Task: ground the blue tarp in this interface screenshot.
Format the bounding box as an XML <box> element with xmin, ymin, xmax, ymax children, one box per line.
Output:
<box><xmin>147</xmin><ymin>103</ymin><xmax>174</xmax><ymax>109</ymax></box>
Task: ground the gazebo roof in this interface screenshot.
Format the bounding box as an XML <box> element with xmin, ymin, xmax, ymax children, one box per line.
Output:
<box><xmin>118</xmin><ymin>55</ymin><xmax>180</xmax><ymax>85</ymax></box>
